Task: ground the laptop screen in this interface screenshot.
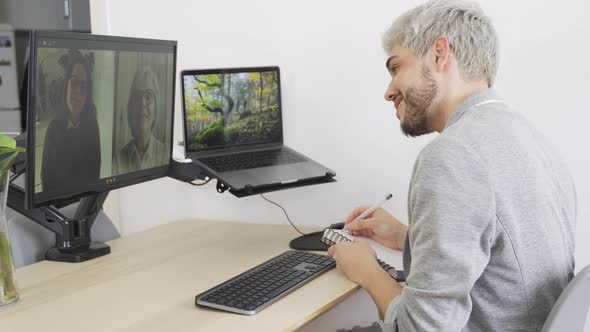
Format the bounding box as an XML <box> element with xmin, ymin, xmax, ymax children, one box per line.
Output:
<box><xmin>181</xmin><ymin>67</ymin><xmax>283</xmax><ymax>153</ymax></box>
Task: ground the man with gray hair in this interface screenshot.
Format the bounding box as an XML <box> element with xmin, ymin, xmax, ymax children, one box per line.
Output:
<box><xmin>328</xmin><ymin>1</ymin><xmax>576</xmax><ymax>331</ymax></box>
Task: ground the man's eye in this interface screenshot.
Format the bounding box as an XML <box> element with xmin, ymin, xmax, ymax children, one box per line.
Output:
<box><xmin>390</xmin><ymin>66</ymin><xmax>399</xmax><ymax>75</ymax></box>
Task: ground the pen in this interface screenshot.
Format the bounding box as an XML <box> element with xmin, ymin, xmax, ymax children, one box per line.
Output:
<box><xmin>346</xmin><ymin>194</ymin><xmax>393</xmax><ymax>228</ymax></box>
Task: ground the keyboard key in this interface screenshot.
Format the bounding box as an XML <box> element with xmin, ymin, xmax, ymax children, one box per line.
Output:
<box><xmin>267</xmin><ymin>280</ymin><xmax>299</xmax><ymax>299</ymax></box>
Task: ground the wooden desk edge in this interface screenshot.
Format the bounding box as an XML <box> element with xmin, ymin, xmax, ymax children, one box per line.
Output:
<box><xmin>288</xmin><ymin>285</ymin><xmax>360</xmax><ymax>331</ymax></box>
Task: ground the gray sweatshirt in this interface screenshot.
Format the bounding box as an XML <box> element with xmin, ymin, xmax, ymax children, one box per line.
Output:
<box><xmin>383</xmin><ymin>89</ymin><xmax>577</xmax><ymax>331</ymax></box>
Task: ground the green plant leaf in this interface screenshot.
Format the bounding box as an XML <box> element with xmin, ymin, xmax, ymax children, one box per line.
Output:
<box><xmin>0</xmin><ymin>147</ymin><xmax>17</xmax><ymax>155</ymax></box>
<box><xmin>0</xmin><ymin>134</ymin><xmax>16</xmax><ymax>150</ymax></box>
<box><xmin>0</xmin><ymin>152</ymin><xmax>17</xmax><ymax>171</ymax></box>
<box><xmin>0</xmin><ymin>152</ymin><xmax>17</xmax><ymax>184</ymax></box>
<box><xmin>0</xmin><ymin>133</ymin><xmax>25</xmax><ymax>183</ymax></box>
<box><xmin>0</xmin><ymin>146</ymin><xmax>23</xmax><ymax>155</ymax></box>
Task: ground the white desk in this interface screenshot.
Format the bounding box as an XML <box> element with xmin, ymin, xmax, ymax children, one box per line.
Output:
<box><xmin>0</xmin><ymin>220</ymin><xmax>374</xmax><ymax>331</ymax></box>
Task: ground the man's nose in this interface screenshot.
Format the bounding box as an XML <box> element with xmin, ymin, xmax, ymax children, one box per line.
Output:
<box><xmin>384</xmin><ymin>81</ymin><xmax>398</xmax><ymax>101</ymax></box>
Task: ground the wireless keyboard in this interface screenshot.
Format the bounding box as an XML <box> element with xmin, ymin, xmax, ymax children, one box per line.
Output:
<box><xmin>195</xmin><ymin>250</ymin><xmax>335</xmax><ymax>315</ymax></box>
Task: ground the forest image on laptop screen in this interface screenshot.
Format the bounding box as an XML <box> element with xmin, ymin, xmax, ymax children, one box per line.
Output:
<box><xmin>183</xmin><ymin>69</ymin><xmax>281</xmax><ymax>151</ymax></box>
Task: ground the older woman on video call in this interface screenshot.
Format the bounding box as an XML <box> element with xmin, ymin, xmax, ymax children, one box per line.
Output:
<box><xmin>115</xmin><ymin>66</ymin><xmax>167</xmax><ymax>174</ymax></box>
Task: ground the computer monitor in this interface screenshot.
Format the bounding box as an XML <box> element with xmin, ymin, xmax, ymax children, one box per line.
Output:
<box><xmin>16</xmin><ymin>30</ymin><xmax>177</xmax><ymax>262</ymax></box>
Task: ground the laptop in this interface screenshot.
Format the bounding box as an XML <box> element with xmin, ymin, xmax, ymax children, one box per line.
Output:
<box><xmin>180</xmin><ymin>66</ymin><xmax>335</xmax><ymax>192</ymax></box>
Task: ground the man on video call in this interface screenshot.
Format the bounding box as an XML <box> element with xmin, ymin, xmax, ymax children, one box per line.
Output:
<box><xmin>327</xmin><ymin>1</ymin><xmax>577</xmax><ymax>331</ymax></box>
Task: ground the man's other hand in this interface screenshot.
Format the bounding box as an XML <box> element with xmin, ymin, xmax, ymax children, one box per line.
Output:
<box><xmin>327</xmin><ymin>240</ymin><xmax>381</xmax><ymax>287</ymax></box>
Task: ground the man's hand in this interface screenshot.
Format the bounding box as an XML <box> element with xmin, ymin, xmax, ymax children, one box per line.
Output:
<box><xmin>327</xmin><ymin>240</ymin><xmax>382</xmax><ymax>287</ymax></box>
<box><xmin>345</xmin><ymin>206</ymin><xmax>407</xmax><ymax>251</ymax></box>
<box><xmin>328</xmin><ymin>240</ymin><xmax>402</xmax><ymax>319</ymax></box>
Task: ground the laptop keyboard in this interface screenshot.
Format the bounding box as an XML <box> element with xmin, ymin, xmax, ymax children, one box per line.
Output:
<box><xmin>199</xmin><ymin>149</ymin><xmax>306</xmax><ymax>173</ymax></box>
<box><xmin>195</xmin><ymin>250</ymin><xmax>335</xmax><ymax>315</ymax></box>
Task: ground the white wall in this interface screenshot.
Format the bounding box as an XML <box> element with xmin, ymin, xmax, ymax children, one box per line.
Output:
<box><xmin>92</xmin><ymin>0</ymin><xmax>589</xmax><ymax>328</ymax></box>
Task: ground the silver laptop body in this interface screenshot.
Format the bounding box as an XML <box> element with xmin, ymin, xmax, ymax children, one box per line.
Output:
<box><xmin>180</xmin><ymin>66</ymin><xmax>334</xmax><ymax>191</ymax></box>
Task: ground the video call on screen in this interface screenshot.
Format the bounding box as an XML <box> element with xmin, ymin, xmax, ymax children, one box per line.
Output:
<box><xmin>33</xmin><ymin>40</ymin><xmax>175</xmax><ymax>195</ymax></box>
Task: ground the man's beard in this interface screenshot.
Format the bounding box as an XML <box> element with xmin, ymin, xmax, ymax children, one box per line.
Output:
<box><xmin>400</xmin><ymin>65</ymin><xmax>438</xmax><ymax>137</ymax></box>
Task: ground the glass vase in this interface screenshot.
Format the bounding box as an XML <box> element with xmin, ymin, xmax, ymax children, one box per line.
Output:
<box><xmin>0</xmin><ymin>171</ymin><xmax>19</xmax><ymax>308</ymax></box>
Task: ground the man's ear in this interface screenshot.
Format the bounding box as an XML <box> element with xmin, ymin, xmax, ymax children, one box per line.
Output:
<box><xmin>431</xmin><ymin>36</ymin><xmax>451</xmax><ymax>73</ymax></box>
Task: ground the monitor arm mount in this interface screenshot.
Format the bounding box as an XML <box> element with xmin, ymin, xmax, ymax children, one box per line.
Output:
<box><xmin>7</xmin><ymin>181</ymin><xmax>111</xmax><ymax>263</ymax></box>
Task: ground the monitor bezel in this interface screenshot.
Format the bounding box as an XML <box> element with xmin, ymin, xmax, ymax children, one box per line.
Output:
<box><xmin>25</xmin><ymin>30</ymin><xmax>177</xmax><ymax>209</ymax></box>
<box><xmin>180</xmin><ymin>66</ymin><xmax>284</xmax><ymax>154</ymax></box>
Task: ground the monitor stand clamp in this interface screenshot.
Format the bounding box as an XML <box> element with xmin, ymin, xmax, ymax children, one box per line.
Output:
<box><xmin>7</xmin><ymin>186</ymin><xmax>110</xmax><ymax>263</ymax></box>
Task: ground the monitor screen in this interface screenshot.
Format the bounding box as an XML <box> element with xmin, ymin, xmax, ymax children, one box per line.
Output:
<box><xmin>26</xmin><ymin>31</ymin><xmax>176</xmax><ymax>208</ymax></box>
<box><xmin>181</xmin><ymin>67</ymin><xmax>282</xmax><ymax>153</ymax></box>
